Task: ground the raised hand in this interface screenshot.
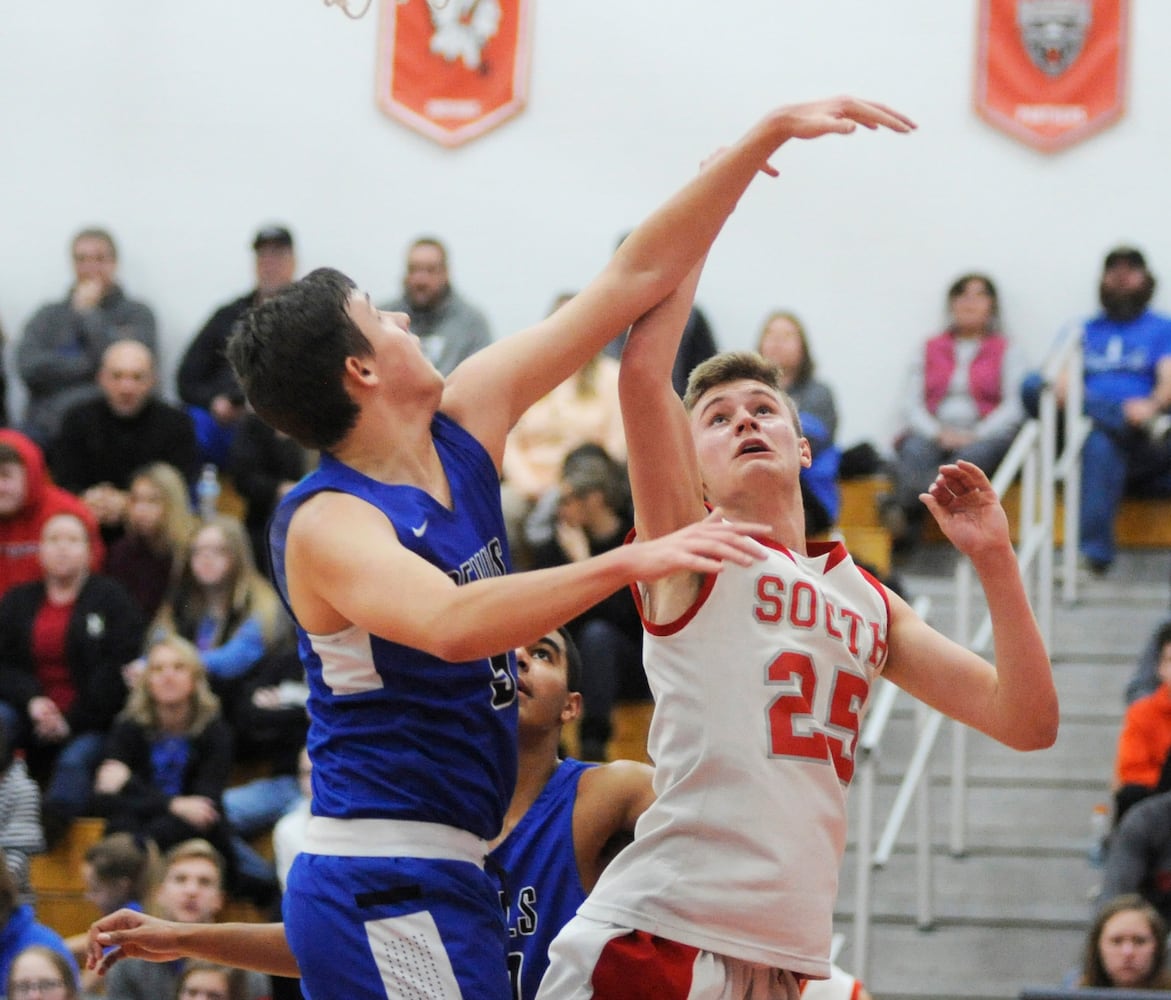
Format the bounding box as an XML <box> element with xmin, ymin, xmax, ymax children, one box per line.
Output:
<box><xmin>774</xmin><ymin>95</ymin><xmax>917</xmax><ymax>140</ymax></box>
<box><xmin>919</xmin><ymin>461</ymin><xmax>1011</xmax><ymax>558</ymax></box>
<box><xmin>729</xmin><ymin>95</ymin><xmax>916</xmax><ymax>177</ymax></box>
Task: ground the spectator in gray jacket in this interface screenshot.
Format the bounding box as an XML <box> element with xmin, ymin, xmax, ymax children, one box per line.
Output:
<box><xmin>17</xmin><ymin>229</ymin><xmax>157</xmax><ymax>447</ymax></box>
<box><xmin>1100</xmin><ymin>789</ymin><xmax>1171</xmax><ymax>924</ymax></box>
<box><xmin>379</xmin><ymin>236</ymin><xmax>492</xmax><ymax>375</ymax></box>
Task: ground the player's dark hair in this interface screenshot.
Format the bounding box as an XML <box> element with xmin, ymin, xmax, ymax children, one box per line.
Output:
<box><xmin>227</xmin><ymin>267</ymin><xmax>372</xmax><ymax>452</ymax></box>
<box><xmin>557</xmin><ymin>626</ymin><xmax>583</xmax><ymax>696</ymax></box>
<box><xmin>683</xmin><ymin>350</ymin><xmax>802</xmax><ymax>433</ymax></box>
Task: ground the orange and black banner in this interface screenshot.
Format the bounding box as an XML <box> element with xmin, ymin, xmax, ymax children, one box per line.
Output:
<box><xmin>376</xmin><ymin>0</ymin><xmax>533</xmax><ymax>148</ymax></box>
<box><xmin>974</xmin><ymin>0</ymin><xmax>1128</xmax><ymax>153</ymax></box>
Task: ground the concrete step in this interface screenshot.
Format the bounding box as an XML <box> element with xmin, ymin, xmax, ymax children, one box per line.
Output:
<box><xmin>830</xmin><ymin>918</ymin><xmax>1086</xmax><ymax>1000</ymax></box>
<box><xmin>865</xmin><ymin>708</ymin><xmax>1118</xmax><ymax>789</ymax></box>
<box><xmin>837</xmin><ymin>847</ymin><xmax>1098</xmax><ymax>926</ymax></box>
<box><xmin>845</xmin><ymin>780</ymin><xmax>1103</xmax><ymax>855</ymax></box>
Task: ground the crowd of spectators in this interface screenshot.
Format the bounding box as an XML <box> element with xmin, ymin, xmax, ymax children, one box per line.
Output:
<box><xmin>2</xmin><ymin>223</ymin><xmax>1171</xmax><ymax>996</ymax></box>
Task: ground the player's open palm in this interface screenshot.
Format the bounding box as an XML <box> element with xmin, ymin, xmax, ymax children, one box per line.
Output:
<box><xmin>919</xmin><ymin>461</ymin><xmax>1011</xmax><ymax>558</ymax></box>
<box><xmin>631</xmin><ymin>508</ymin><xmax>768</xmax><ymax>582</ymax></box>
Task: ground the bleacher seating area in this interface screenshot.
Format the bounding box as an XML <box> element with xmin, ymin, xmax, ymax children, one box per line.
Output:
<box><xmin>24</xmin><ymin>470</ymin><xmax>1171</xmax><ymax>963</ymax></box>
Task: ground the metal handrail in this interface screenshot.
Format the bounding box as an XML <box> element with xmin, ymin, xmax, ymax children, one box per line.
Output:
<box><xmin>851</xmin><ymin>333</ymin><xmax>1087</xmax><ymax>981</ymax></box>
<box><xmin>949</xmin><ymin>332</ymin><xmax>1086</xmax><ymax>855</ymax></box>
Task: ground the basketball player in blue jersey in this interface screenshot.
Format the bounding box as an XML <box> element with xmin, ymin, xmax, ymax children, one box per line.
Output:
<box><xmin>216</xmin><ymin>96</ymin><xmax>916</xmax><ymax>1000</ymax></box>
<box><xmin>537</xmin><ymin>231</ymin><xmax>1060</xmax><ymax>998</ymax></box>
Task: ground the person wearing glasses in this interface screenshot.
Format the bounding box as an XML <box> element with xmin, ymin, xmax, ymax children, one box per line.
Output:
<box><xmin>6</xmin><ymin>946</ymin><xmax>78</xmax><ymax>1000</ymax></box>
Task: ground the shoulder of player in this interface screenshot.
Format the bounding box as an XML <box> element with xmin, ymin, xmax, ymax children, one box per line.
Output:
<box><xmin>577</xmin><ymin>759</ymin><xmax>654</xmax><ymax>816</ymax></box>
<box><xmin>287</xmin><ymin>491</ymin><xmax>403</xmax><ymax>553</ymax></box>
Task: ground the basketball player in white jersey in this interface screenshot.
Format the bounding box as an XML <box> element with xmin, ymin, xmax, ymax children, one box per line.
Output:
<box><xmin>537</xmin><ymin>222</ymin><xmax>1059</xmax><ymax>997</ymax></box>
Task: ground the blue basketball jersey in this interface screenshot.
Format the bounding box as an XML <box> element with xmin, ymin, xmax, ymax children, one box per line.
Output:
<box><xmin>492</xmin><ymin>758</ymin><xmax>593</xmax><ymax>1000</ymax></box>
<box><xmin>270</xmin><ymin>412</ymin><xmax>518</xmax><ymax>841</ymax></box>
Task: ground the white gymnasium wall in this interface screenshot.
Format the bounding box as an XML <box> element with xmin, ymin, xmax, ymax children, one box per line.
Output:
<box><xmin>2</xmin><ymin>1</ymin><xmax>1170</xmax><ymax>449</ymax></box>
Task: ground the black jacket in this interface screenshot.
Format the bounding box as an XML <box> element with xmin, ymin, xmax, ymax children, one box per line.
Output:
<box><xmin>0</xmin><ymin>576</ymin><xmax>145</xmax><ymax>734</ymax></box>
<box><xmin>177</xmin><ymin>292</ymin><xmax>253</xmax><ymax>408</ymax></box>
<box><xmin>50</xmin><ymin>396</ymin><xmax>200</xmax><ymax>492</ymax></box>
<box><xmin>91</xmin><ymin>714</ymin><xmax>233</xmax><ymax>820</ymax></box>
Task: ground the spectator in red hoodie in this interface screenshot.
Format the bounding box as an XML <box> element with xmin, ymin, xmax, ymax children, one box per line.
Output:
<box><xmin>0</xmin><ymin>430</ymin><xmax>103</xmax><ymax>600</ymax></box>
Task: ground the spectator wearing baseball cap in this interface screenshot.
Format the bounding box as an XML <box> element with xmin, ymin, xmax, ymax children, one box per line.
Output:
<box><xmin>1022</xmin><ymin>244</ymin><xmax>1171</xmax><ymax>574</ymax></box>
<box><xmin>177</xmin><ymin>227</ymin><xmax>298</xmax><ymax>470</ymax></box>
<box><xmin>1104</xmin><ymin>245</ymin><xmax>1148</xmax><ymax>271</ymax></box>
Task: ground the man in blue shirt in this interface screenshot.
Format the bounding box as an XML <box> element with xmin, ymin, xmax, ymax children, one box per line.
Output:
<box><xmin>1025</xmin><ymin>247</ymin><xmax>1171</xmax><ymax>574</ymax></box>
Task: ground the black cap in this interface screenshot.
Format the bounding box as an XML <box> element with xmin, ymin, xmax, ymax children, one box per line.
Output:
<box><xmin>1104</xmin><ymin>245</ymin><xmax>1146</xmax><ymax>271</ymax></box>
<box><xmin>252</xmin><ymin>225</ymin><xmax>294</xmax><ymax>251</ymax></box>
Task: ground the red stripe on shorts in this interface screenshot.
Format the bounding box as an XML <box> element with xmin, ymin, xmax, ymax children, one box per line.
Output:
<box><xmin>590</xmin><ymin>930</ymin><xmax>698</xmax><ymax>1000</ymax></box>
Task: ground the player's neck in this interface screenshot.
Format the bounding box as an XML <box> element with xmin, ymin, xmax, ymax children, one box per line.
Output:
<box><xmin>493</xmin><ymin>738</ymin><xmax>561</xmax><ymax>849</ymax></box>
<box><xmin>716</xmin><ymin>488</ymin><xmax>807</xmax><ymax>554</ymax></box>
<box><xmin>332</xmin><ymin>404</ymin><xmax>451</xmax><ymax>501</ymax></box>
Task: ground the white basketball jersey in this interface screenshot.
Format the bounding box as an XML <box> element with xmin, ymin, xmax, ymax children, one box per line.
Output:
<box><xmin>579</xmin><ymin>539</ymin><xmax>889</xmax><ymax>979</ymax></box>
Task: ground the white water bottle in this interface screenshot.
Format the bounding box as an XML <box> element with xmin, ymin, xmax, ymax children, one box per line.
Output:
<box><xmin>197</xmin><ymin>464</ymin><xmax>221</xmax><ymax>521</ymax></box>
<box><xmin>1088</xmin><ymin>802</ymin><xmax>1110</xmax><ymax>868</ymax></box>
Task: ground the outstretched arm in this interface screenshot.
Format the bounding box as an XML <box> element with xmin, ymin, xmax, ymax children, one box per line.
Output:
<box><xmin>621</xmin><ymin>258</ymin><xmax>708</xmax><ymax>544</ymax></box>
<box><xmin>617</xmin><ymin>253</ymin><xmax>713</xmax><ymax>625</ymax></box>
<box><xmin>288</xmin><ymin>494</ymin><xmax>767</xmax><ymax>660</ymax></box>
<box><xmin>88</xmin><ymin>911</ymin><xmax>298</xmax><ymax>979</ymax></box>
<box><xmin>883</xmin><ymin>462</ymin><xmax>1058</xmax><ymax>750</ymax></box>
<box><xmin>446</xmin><ymin>96</ymin><xmax>915</xmax><ymax>464</ymax></box>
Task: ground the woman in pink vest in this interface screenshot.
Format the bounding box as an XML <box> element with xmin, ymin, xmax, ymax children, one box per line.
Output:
<box><xmin>882</xmin><ymin>273</ymin><xmax>1025</xmax><ymax>551</ymax></box>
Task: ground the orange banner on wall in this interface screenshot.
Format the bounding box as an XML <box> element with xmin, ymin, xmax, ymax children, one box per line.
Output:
<box><xmin>974</xmin><ymin>0</ymin><xmax>1128</xmax><ymax>153</ymax></box>
<box><xmin>376</xmin><ymin>0</ymin><xmax>533</xmax><ymax>148</ymax></box>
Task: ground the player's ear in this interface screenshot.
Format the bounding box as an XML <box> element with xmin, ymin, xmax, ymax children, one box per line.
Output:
<box><xmin>343</xmin><ymin>354</ymin><xmax>378</xmax><ymax>387</ymax></box>
<box><xmin>798</xmin><ymin>437</ymin><xmax>812</xmax><ymax>469</ymax></box>
<box><xmin>560</xmin><ymin>691</ymin><xmax>583</xmax><ymax>726</ymax></box>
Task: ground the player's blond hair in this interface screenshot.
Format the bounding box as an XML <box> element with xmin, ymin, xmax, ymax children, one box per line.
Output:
<box><xmin>683</xmin><ymin>350</ymin><xmax>802</xmax><ymax>432</ymax></box>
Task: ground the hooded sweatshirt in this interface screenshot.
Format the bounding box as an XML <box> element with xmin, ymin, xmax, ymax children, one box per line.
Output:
<box><xmin>0</xmin><ymin>429</ymin><xmax>103</xmax><ymax>598</ymax></box>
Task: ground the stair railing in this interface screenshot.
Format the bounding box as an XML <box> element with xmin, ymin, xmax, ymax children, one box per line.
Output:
<box><xmin>851</xmin><ymin>328</ymin><xmax>1088</xmax><ymax>980</ymax></box>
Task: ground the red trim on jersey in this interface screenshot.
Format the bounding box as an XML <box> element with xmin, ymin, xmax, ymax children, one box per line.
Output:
<box><xmin>627</xmin><ymin>522</ymin><xmax>856</xmax><ymax>637</ymax></box>
<box><xmin>634</xmin><ymin>569</ymin><xmax>717</xmax><ymax>637</ymax></box>
<box><xmin>807</xmin><ymin>538</ymin><xmax>849</xmax><ymax>571</ymax></box>
<box><xmin>591</xmin><ymin>930</ymin><xmax>697</xmax><ymax>1000</ymax></box>
<box><xmin>626</xmin><ymin>521</ymin><xmax>719</xmax><ymax>637</ymax></box>
<box><xmin>855</xmin><ymin>564</ymin><xmax>892</xmax><ymax>672</ymax></box>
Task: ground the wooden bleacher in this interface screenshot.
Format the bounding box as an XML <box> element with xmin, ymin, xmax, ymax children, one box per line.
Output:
<box><xmin>832</xmin><ymin>475</ymin><xmax>894</xmax><ymax>576</ymax></box>
<box><xmin>30</xmin><ymin>818</ymin><xmax>104</xmax><ymax>936</ymax></box>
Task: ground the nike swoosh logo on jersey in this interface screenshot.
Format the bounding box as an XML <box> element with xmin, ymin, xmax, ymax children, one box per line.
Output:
<box><xmin>411</xmin><ymin>519</ymin><xmax>428</xmax><ymax>537</ymax></box>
